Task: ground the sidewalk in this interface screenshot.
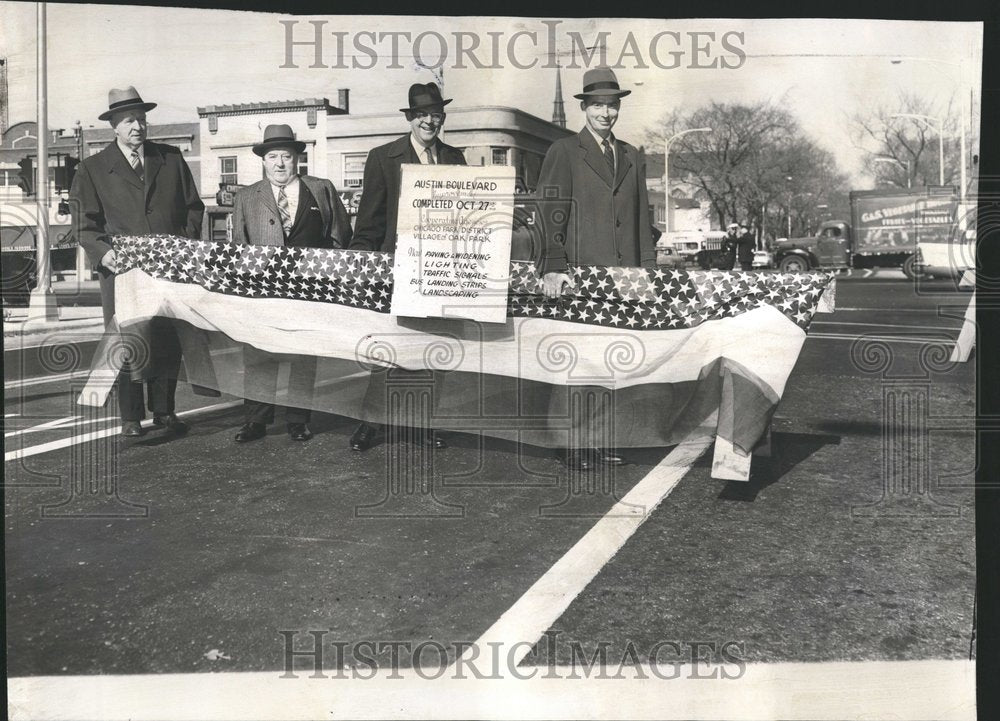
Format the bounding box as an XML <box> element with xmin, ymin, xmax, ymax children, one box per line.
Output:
<box><xmin>3</xmin><ymin>278</ymin><xmax>105</xmax><ymax>351</ymax></box>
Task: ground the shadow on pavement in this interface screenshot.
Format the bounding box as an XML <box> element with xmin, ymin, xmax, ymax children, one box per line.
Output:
<box><xmin>718</xmin><ymin>430</ymin><xmax>841</xmax><ymax>502</ymax></box>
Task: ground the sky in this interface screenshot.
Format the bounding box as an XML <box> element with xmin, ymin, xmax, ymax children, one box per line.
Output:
<box><xmin>0</xmin><ymin>5</ymin><xmax>984</xmax><ymax>186</ymax></box>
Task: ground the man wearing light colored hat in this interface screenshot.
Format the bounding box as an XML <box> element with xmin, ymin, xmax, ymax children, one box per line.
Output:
<box><xmin>534</xmin><ymin>66</ymin><xmax>656</xmax><ymax>471</ymax></box>
<box><xmin>347</xmin><ymin>82</ymin><xmax>466</xmax><ymax>453</ymax></box>
<box><xmin>230</xmin><ymin>124</ymin><xmax>353</xmax><ymax>444</ymax></box>
<box><xmin>71</xmin><ymin>86</ymin><xmax>204</xmax><ymax>438</ymax></box>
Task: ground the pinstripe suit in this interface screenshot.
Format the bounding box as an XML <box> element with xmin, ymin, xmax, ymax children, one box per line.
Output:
<box><xmin>232</xmin><ymin>175</ymin><xmax>352</xmax><ymax>248</ymax></box>
<box><xmin>232</xmin><ymin>174</ymin><xmax>352</xmax><ymax>427</ymax></box>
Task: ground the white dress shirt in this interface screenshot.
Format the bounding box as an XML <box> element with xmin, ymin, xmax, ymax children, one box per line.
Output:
<box><xmin>270</xmin><ymin>175</ymin><xmax>301</xmax><ymax>222</ymax></box>
<box><xmin>116</xmin><ymin>139</ymin><xmax>144</xmax><ymax>173</ymax></box>
<box><xmin>410</xmin><ymin>134</ymin><xmax>438</xmax><ymax>164</ymax></box>
<box><xmin>587</xmin><ymin>127</ymin><xmax>617</xmax><ymax>169</ymax></box>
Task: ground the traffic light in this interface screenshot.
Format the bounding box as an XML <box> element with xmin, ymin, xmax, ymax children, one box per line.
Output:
<box><xmin>55</xmin><ymin>156</ymin><xmax>80</xmax><ymax>192</ymax></box>
<box><xmin>17</xmin><ymin>157</ymin><xmax>34</xmax><ymax>196</ymax></box>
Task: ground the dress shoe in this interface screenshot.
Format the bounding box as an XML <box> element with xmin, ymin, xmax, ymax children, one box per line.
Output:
<box><xmin>121</xmin><ymin>420</ymin><xmax>145</xmax><ymax>438</ymax></box>
<box><xmin>235</xmin><ymin>422</ymin><xmax>267</xmax><ymax>443</ymax></box>
<box><xmin>349</xmin><ymin>422</ymin><xmax>378</xmax><ymax>452</ymax></box>
<box><xmin>563</xmin><ymin>448</ymin><xmax>598</xmax><ymax>471</ymax></box>
<box><xmin>153</xmin><ymin>413</ymin><xmax>189</xmax><ymax>435</ymax></box>
<box><xmin>597</xmin><ymin>448</ymin><xmax>626</xmax><ymax>466</ymax></box>
<box><xmin>287</xmin><ymin>423</ymin><xmax>313</xmax><ymax>441</ymax></box>
<box><xmin>422</xmin><ymin>430</ymin><xmax>447</xmax><ymax>450</ymax></box>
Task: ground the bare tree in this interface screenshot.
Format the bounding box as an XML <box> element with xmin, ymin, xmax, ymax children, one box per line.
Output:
<box><xmin>650</xmin><ymin>99</ymin><xmax>850</xmax><ymax>241</ymax></box>
<box><xmin>852</xmin><ymin>90</ymin><xmax>961</xmax><ymax>188</ymax></box>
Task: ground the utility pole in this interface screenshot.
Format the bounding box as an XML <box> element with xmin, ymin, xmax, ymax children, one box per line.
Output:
<box><xmin>27</xmin><ymin>2</ymin><xmax>58</xmax><ymax>323</ymax></box>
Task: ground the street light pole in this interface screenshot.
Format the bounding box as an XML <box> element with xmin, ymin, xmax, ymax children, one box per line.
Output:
<box><xmin>891</xmin><ymin>112</ymin><xmax>944</xmax><ymax>186</ymax></box>
<box><xmin>890</xmin><ymin>57</ymin><xmax>970</xmax><ymax>202</ymax></box>
<box><xmin>664</xmin><ymin>127</ymin><xmax>711</xmax><ymax>233</ymax></box>
<box><xmin>786</xmin><ymin>175</ymin><xmax>793</xmax><ymax>237</ymax></box>
<box><xmin>27</xmin><ymin>1</ymin><xmax>58</xmax><ymax>323</ymax></box>
<box><xmin>73</xmin><ymin>120</ymin><xmax>89</xmax><ymax>281</ymax></box>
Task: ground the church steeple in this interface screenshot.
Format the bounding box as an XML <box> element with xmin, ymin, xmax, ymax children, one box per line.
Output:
<box><xmin>551</xmin><ymin>66</ymin><xmax>566</xmax><ymax>129</ymax></box>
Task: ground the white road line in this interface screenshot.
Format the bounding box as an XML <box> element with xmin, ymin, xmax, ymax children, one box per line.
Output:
<box><xmin>4</xmin><ymin>371</ymin><xmax>90</xmax><ymax>391</ymax></box>
<box><xmin>835</xmin><ymin>306</ymin><xmax>958</xmax><ymax>313</ymax></box>
<box><xmin>5</xmin><ymin>412</ymin><xmax>21</xmax><ymax>418</ymax></box>
<box><xmin>3</xmin><ymin>413</ymin><xmax>127</xmax><ymax>439</ymax></box>
<box><xmin>5</xmin><ymin>660</ymin><xmax>974</xmax><ymax>720</ymax></box>
<box><xmin>462</xmin><ymin>432</ymin><xmax>714</xmax><ymax>669</ymax></box>
<box><xmin>811</xmin><ymin>320</ymin><xmax>960</xmax><ymax>331</ymax></box>
<box><xmin>4</xmin><ymin>401</ymin><xmax>241</xmax><ymax>462</ymax></box>
<box><xmin>808</xmin><ymin>333</ymin><xmax>959</xmax><ymax>346</ymax></box>
<box><xmin>5</xmin><ymin>415</ymin><xmax>81</xmax><ymax>439</ymax></box>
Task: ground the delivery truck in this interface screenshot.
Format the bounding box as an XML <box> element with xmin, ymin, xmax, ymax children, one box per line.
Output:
<box><xmin>771</xmin><ymin>186</ymin><xmax>960</xmax><ymax>279</ymax></box>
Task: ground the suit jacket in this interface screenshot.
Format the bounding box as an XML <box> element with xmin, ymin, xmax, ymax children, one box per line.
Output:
<box><xmin>349</xmin><ymin>134</ymin><xmax>466</xmax><ymax>254</ymax></box>
<box><xmin>232</xmin><ymin>175</ymin><xmax>353</xmax><ymax>249</ymax></box>
<box><xmin>535</xmin><ymin>129</ymin><xmax>655</xmax><ymax>275</ymax></box>
<box><xmin>70</xmin><ymin>140</ymin><xmax>204</xmax><ymax>325</ymax></box>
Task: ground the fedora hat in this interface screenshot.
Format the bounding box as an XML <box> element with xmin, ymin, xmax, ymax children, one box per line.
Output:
<box><xmin>573</xmin><ymin>67</ymin><xmax>631</xmax><ymax>100</ymax></box>
<box><xmin>400</xmin><ymin>83</ymin><xmax>453</xmax><ymax>113</ymax></box>
<box><xmin>98</xmin><ymin>86</ymin><xmax>157</xmax><ymax>121</ymax></box>
<box><xmin>252</xmin><ymin>124</ymin><xmax>306</xmax><ymax>157</ymax></box>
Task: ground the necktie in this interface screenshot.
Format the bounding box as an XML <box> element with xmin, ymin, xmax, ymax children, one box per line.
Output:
<box><xmin>602</xmin><ymin>138</ymin><xmax>615</xmax><ymax>177</ymax></box>
<box><xmin>130</xmin><ymin>150</ymin><xmax>143</xmax><ymax>180</ymax></box>
<box><xmin>424</xmin><ymin>147</ymin><xmax>435</xmax><ymax>165</ymax></box>
<box><xmin>277</xmin><ymin>186</ymin><xmax>292</xmax><ymax>235</ymax></box>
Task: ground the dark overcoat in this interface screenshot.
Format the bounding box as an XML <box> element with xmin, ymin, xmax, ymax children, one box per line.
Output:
<box><xmin>349</xmin><ymin>134</ymin><xmax>466</xmax><ymax>254</ymax></box>
<box><xmin>535</xmin><ymin>129</ymin><xmax>656</xmax><ymax>275</ymax></box>
<box><xmin>70</xmin><ymin>140</ymin><xmax>204</xmax><ymax>325</ymax></box>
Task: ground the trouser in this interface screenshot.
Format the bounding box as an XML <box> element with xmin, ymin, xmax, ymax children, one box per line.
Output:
<box><xmin>242</xmin><ymin>349</ymin><xmax>316</xmax><ymax>425</ymax></box>
<box><xmin>359</xmin><ymin>367</ymin><xmax>446</xmax><ymax>429</ymax></box>
<box><xmin>115</xmin><ymin>320</ymin><xmax>181</xmax><ymax>422</ymax></box>
<box><xmin>544</xmin><ymin>384</ymin><xmax>617</xmax><ymax>450</ymax></box>
<box><xmin>118</xmin><ymin>366</ymin><xmax>177</xmax><ymax>421</ymax></box>
<box><xmin>739</xmin><ymin>260</ymin><xmax>753</xmax><ymax>271</ymax></box>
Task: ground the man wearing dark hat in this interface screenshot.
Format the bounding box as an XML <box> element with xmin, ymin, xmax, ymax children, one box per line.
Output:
<box><xmin>349</xmin><ymin>82</ymin><xmax>466</xmax><ymax>255</ymax></box>
<box><xmin>737</xmin><ymin>224</ymin><xmax>756</xmax><ymax>271</ymax></box>
<box><xmin>722</xmin><ymin>223</ymin><xmax>740</xmax><ymax>270</ymax></box>
<box><xmin>347</xmin><ymin>83</ymin><xmax>466</xmax><ymax>452</ymax></box>
<box><xmin>70</xmin><ymin>86</ymin><xmax>204</xmax><ymax>438</ymax></box>
<box><xmin>231</xmin><ymin>124</ymin><xmax>353</xmax><ymax>444</ymax></box>
<box><xmin>535</xmin><ymin>67</ymin><xmax>656</xmax><ymax>471</ymax></box>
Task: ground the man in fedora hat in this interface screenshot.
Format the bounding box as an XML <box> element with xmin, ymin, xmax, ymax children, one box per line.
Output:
<box><xmin>347</xmin><ymin>82</ymin><xmax>466</xmax><ymax>453</ymax></box>
<box><xmin>71</xmin><ymin>86</ymin><xmax>204</xmax><ymax>438</ymax></box>
<box><xmin>722</xmin><ymin>222</ymin><xmax>740</xmax><ymax>270</ymax></box>
<box><xmin>349</xmin><ymin>82</ymin><xmax>466</xmax><ymax>255</ymax></box>
<box><xmin>230</xmin><ymin>124</ymin><xmax>353</xmax><ymax>444</ymax></box>
<box><xmin>535</xmin><ymin>66</ymin><xmax>657</xmax><ymax>471</ymax></box>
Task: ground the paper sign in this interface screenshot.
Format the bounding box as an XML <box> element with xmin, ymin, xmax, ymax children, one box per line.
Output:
<box><xmin>390</xmin><ymin>163</ymin><xmax>516</xmax><ymax>324</ymax></box>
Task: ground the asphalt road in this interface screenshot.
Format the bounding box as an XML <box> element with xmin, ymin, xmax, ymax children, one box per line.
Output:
<box><xmin>4</xmin><ymin>275</ymin><xmax>976</xmax><ymax>676</ymax></box>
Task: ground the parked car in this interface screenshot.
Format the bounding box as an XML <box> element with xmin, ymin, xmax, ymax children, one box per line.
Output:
<box><xmin>656</xmin><ymin>244</ymin><xmax>686</xmax><ymax>269</ymax></box>
<box><xmin>752</xmin><ymin>250</ymin><xmax>773</xmax><ymax>269</ymax></box>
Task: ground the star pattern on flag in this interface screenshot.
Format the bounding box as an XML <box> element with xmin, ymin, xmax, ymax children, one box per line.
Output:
<box><xmin>114</xmin><ymin>236</ymin><xmax>833</xmax><ymax>331</ymax></box>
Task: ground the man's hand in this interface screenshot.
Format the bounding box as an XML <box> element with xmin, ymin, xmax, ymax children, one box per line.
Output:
<box><xmin>542</xmin><ymin>272</ymin><xmax>572</xmax><ymax>299</ymax></box>
<box><xmin>100</xmin><ymin>249</ymin><xmax>118</xmax><ymax>273</ymax></box>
